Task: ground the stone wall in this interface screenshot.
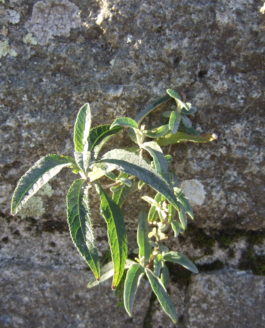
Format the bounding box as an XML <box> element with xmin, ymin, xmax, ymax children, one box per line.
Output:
<box><xmin>0</xmin><ymin>0</ymin><xmax>264</xmax><ymax>327</ymax></box>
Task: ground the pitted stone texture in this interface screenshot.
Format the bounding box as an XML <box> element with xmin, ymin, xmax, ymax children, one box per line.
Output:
<box><xmin>186</xmin><ymin>270</ymin><xmax>265</xmax><ymax>328</ymax></box>
<box><xmin>0</xmin><ymin>263</ymin><xmax>151</xmax><ymax>328</ymax></box>
<box><xmin>25</xmin><ymin>0</ymin><xmax>81</xmax><ymax>45</ymax></box>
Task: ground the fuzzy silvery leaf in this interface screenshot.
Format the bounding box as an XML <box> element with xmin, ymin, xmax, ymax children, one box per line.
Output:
<box><xmin>99</xmin><ymin>149</ymin><xmax>181</xmax><ymax>211</ymax></box>
<box><xmin>163</xmin><ymin>251</ymin><xmax>198</xmax><ymax>274</ymax></box>
<box><xmin>74</xmin><ymin>103</ymin><xmax>91</xmax><ymax>152</ymax></box>
<box><xmin>145</xmin><ymin>268</ymin><xmax>178</xmax><ymax>324</ymax></box>
<box><xmin>123</xmin><ymin>263</ymin><xmax>144</xmax><ymax>316</ymax></box>
<box><xmin>137</xmin><ymin>211</ymin><xmax>151</xmax><ymax>264</ymax></box>
<box><xmin>66</xmin><ymin>179</ymin><xmax>100</xmax><ymax>279</ymax></box>
<box><xmin>11</xmin><ymin>154</ymin><xmax>74</xmax><ymax>215</ymax></box>
<box><xmin>97</xmin><ymin>184</ymin><xmax>128</xmax><ymax>289</ymax></box>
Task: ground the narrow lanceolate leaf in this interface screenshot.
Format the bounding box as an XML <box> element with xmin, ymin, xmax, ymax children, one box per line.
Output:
<box><xmin>166</xmin><ymin>89</ymin><xmax>188</xmax><ymax>111</ymax></box>
<box><xmin>87</xmin><ymin>260</ymin><xmax>136</xmax><ymax>288</ymax></box>
<box><xmin>144</xmin><ymin>124</ymin><xmax>169</xmax><ymax>138</ymax></box>
<box><xmin>11</xmin><ymin>154</ymin><xmax>74</xmax><ymax>215</ymax></box>
<box><xmin>141</xmin><ymin>141</ymin><xmax>169</xmax><ymax>180</ymax></box>
<box><xmin>145</xmin><ymin>268</ymin><xmax>178</xmax><ymax>324</ymax></box>
<box><xmin>137</xmin><ymin>212</ymin><xmax>151</xmax><ymax>264</ymax></box>
<box><xmin>157</xmin><ymin>132</ymin><xmax>218</xmax><ymax>146</ymax></box>
<box><xmin>99</xmin><ymin>149</ymin><xmax>180</xmax><ymax>212</ymax></box>
<box><xmin>163</xmin><ymin>251</ymin><xmax>198</xmax><ymax>274</ymax></box>
<box><xmin>174</xmin><ymin>187</ymin><xmax>193</xmax><ymax>220</ymax></box>
<box><xmin>168</xmin><ymin>111</ymin><xmax>181</xmax><ymax>134</ymax></box>
<box><xmin>161</xmin><ymin>264</ymin><xmax>170</xmax><ymax>288</ymax></box>
<box><xmin>135</xmin><ymin>95</ymin><xmax>173</xmax><ymax>124</ymax></box>
<box><xmin>74</xmin><ymin>103</ymin><xmax>91</xmax><ymax>152</ymax></box>
<box><xmin>171</xmin><ymin>220</ymin><xmax>184</xmax><ymax>237</ymax></box>
<box><xmin>67</xmin><ymin>179</ymin><xmax>100</xmax><ymax>279</ymax></box>
<box><xmin>177</xmin><ymin>206</ymin><xmax>187</xmax><ymax>230</ymax></box>
<box><xmin>88</xmin><ymin>124</ymin><xmax>122</xmax><ymax>153</ymax></box>
<box><xmin>110</xmin><ymin>117</ymin><xmax>138</xmax><ymax>130</ymax></box>
<box><xmin>148</xmin><ymin>192</ymin><xmax>165</xmax><ymax>222</ymax></box>
<box><xmin>124</xmin><ymin>263</ymin><xmax>144</xmax><ymax>317</ymax></box>
<box><xmin>112</xmin><ymin>184</ymin><xmax>132</xmax><ymax>207</ymax></box>
<box><xmin>74</xmin><ymin>150</ymin><xmax>91</xmax><ymax>173</ymax></box>
<box><xmin>97</xmin><ymin>184</ymin><xmax>128</xmax><ymax>289</ymax></box>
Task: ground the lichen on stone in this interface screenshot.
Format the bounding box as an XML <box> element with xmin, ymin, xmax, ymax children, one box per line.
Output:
<box><xmin>23</xmin><ymin>33</ymin><xmax>38</xmax><ymax>45</ymax></box>
<box><xmin>181</xmin><ymin>179</ymin><xmax>206</xmax><ymax>206</ymax></box>
<box><xmin>6</xmin><ymin>9</ymin><xmax>20</xmax><ymax>24</ymax></box>
<box><xmin>0</xmin><ymin>40</ymin><xmax>17</xmax><ymax>58</ymax></box>
<box><xmin>25</xmin><ymin>0</ymin><xmax>82</xmax><ymax>45</ymax></box>
<box><xmin>18</xmin><ymin>183</ymin><xmax>54</xmax><ymax>218</ymax></box>
<box><xmin>19</xmin><ymin>196</ymin><xmax>45</xmax><ymax>219</ymax></box>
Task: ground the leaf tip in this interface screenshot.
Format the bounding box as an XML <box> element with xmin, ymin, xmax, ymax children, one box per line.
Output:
<box><xmin>210</xmin><ymin>133</ymin><xmax>218</xmax><ymax>141</ymax></box>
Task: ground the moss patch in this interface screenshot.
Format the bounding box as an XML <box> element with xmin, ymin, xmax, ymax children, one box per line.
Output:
<box><xmin>239</xmin><ymin>248</ymin><xmax>265</xmax><ymax>276</ymax></box>
<box><xmin>180</xmin><ymin>224</ymin><xmax>215</xmax><ymax>255</ymax></box>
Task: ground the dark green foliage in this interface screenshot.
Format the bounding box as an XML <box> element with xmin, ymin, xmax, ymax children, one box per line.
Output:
<box><xmin>11</xmin><ymin>90</ymin><xmax>216</xmax><ymax>323</ymax></box>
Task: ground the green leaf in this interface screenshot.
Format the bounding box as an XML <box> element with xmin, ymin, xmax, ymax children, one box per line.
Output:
<box><xmin>147</xmin><ymin>192</ymin><xmax>165</xmax><ymax>222</ymax></box>
<box><xmin>88</xmin><ymin>124</ymin><xmax>122</xmax><ymax>155</ymax></box>
<box><xmin>174</xmin><ymin>187</ymin><xmax>193</xmax><ymax>220</ymax></box>
<box><xmin>123</xmin><ymin>263</ymin><xmax>144</xmax><ymax>316</ymax></box>
<box><xmin>170</xmin><ymin>220</ymin><xmax>184</xmax><ymax>237</ymax></box>
<box><xmin>74</xmin><ymin>150</ymin><xmax>91</xmax><ymax>173</ymax></box>
<box><xmin>145</xmin><ymin>268</ymin><xmax>178</xmax><ymax>324</ymax></box>
<box><xmin>141</xmin><ymin>141</ymin><xmax>169</xmax><ymax>180</ymax></box>
<box><xmin>166</xmin><ymin>89</ymin><xmax>188</xmax><ymax>112</ymax></box>
<box><xmin>166</xmin><ymin>89</ymin><xmax>181</xmax><ymax>100</ymax></box>
<box><xmin>99</xmin><ymin>149</ymin><xmax>181</xmax><ymax>212</ymax></box>
<box><xmin>74</xmin><ymin>103</ymin><xmax>91</xmax><ymax>152</ymax></box>
<box><xmin>157</xmin><ymin>132</ymin><xmax>217</xmax><ymax>146</ymax></box>
<box><xmin>161</xmin><ymin>264</ymin><xmax>170</xmax><ymax>288</ymax></box>
<box><xmin>66</xmin><ymin>179</ymin><xmax>100</xmax><ymax>279</ymax></box>
<box><xmin>168</xmin><ymin>111</ymin><xmax>181</xmax><ymax>134</ymax></box>
<box><xmin>163</xmin><ymin>251</ymin><xmax>198</xmax><ymax>274</ymax></box>
<box><xmin>168</xmin><ymin>203</ymin><xmax>176</xmax><ymax>223</ymax></box>
<box><xmin>135</xmin><ymin>95</ymin><xmax>173</xmax><ymax>124</ymax></box>
<box><xmin>144</xmin><ymin>125</ymin><xmax>169</xmax><ymax>138</ymax></box>
<box><xmin>110</xmin><ymin>117</ymin><xmax>138</xmax><ymax>129</ymax></box>
<box><xmin>153</xmin><ymin>256</ymin><xmax>162</xmax><ymax>276</ymax></box>
<box><xmin>181</xmin><ymin>115</ymin><xmax>192</xmax><ymax>128</ymax></box>
<box><xmin>11</xmin><ymin>154</ymin><xmax>74</xmax><ymax>215</ymax></box>
<box><xmin>97</xmin><ymin>184</ymin><xmax>128</xmax><ymax>289</ymax></box>
<box><xmin>137</xmin><ymin>211</ymin><xmax>151</xmax><ymax>264</ymax></box>
<box><xmin>112</xmin><ymin>184</ymin><xmax>132</xmax><ymax>207</ymax></box>
<box><xmin>177</xmin><ymin>206</ymin><xmax>187</xmax><ymax>230</ymax></box>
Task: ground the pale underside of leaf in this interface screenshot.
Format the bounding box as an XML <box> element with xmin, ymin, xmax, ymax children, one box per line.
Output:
<box><xmin>11</xmin><ymin>154</ymin><xmax>73</xmax><ymax>215</ymax></box>
<box><xmin>145</xmin><ymin>268</ymin><xmax>178</xmax><ymax>324</ymax></box>
<box><xmin>124</xmin><ymin>263</ymin><xmax>144</xmax><ymax>316</ymax></box>
<box><xmin>74</xmin><ymin>103</ymin><xmax>91</xmax><ymax>152</ymax></box>
<box><xmin>99</xmin><ymin>149</ymin><xmax>180</xmax><ymax>211</ymax></box>
<box><xmin>97</xmin><ymin>184</ymin><xmax>128</xmax><ymax>289</ymax></box>
<box><xmin>66</xmin><ymin>179</ymin><xmax>100</xmax><ymax>279</ymax></box>
<box><xmin>87</xmin><ymin>259</ymin><xmax>136</xmax><ymax>288</ymax></box>
<box><xmin>141</xmin><ymin>141</ymin><xmax>169</xmax><ymax>180</ymax></box>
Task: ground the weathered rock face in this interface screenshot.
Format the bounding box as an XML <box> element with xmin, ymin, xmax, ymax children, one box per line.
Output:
<box><xmin>0</xmin><ymin>0</ymin><xmax>264</xmax><ymax>327</ymax></box>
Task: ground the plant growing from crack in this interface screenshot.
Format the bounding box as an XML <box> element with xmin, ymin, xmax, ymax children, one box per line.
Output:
<box><xmin>11</xmin><ymin>89</ymin><xmax>216</xmax><ymax>323</ymax></box>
